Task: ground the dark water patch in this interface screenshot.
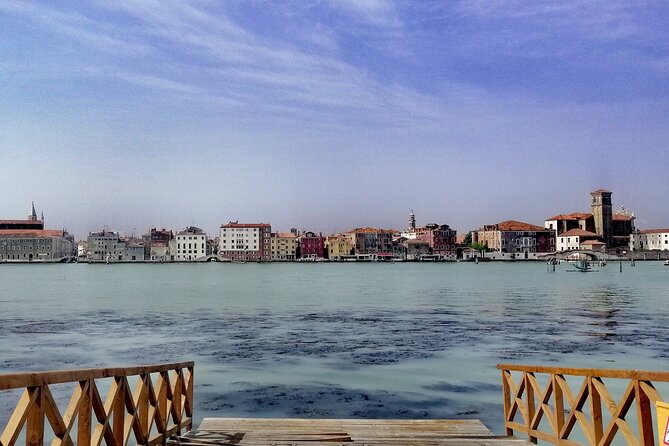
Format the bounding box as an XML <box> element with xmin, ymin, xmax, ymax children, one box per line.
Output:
<box><xmin>424</xmin><ymin>381</ymin><xmax>500</xmax><ymax>394</ymax></box>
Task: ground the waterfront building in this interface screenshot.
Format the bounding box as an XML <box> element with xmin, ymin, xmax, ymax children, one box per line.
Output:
<box><xmin>0</xmin><ymin>229</ymin><xmax>74</xmax><ymax>262</ymax></box>
<box><xmin>405</xmin><ymin>238</ymin><xmax>431</xmax><ymax>260</ymax></box>
<box><xmin>346</xmin><ymin>228</ymin><xmax>394</xmax><ymax>254</ymax></box>
<box><xmin>125</xmin><ymin>243</ymin><xmax>144</xmax><ymax>261</ymax></box>
<box><xmin>629</xmin><ymin>229</ymin><xmax>669</xmax><ymax>251</ymax></box>
<box><xmin>271</xmin><ymin>232</ymin><xmax>298</xmax><ymax>261</ymax></box>
<box><xmin>175</xmin><ymin>226</ymin><xmax>207</xmax><ymax>261</ymax></box>
<box><xmin>416</xmin><ymin>224</ymin><xmax>457</xmax><ymax>259</ymax></box>
<box><xmin>150</xmin><ymin>242</ymin><xmax>170</xmax><ymax>261</ymax></box>
<box><xmin>474</xmin><ymin>220</ymin><xmax>555</xmax><ymax>259</ymax></box>
<box><xmin>219</xmin><ymin>222</ymin><xmax>271</xmax><ymax>261</ymax></box>
<box><xmin>545</xmin><ymin>189</ymin><xmax>634</xmax><ymax>250</ymax></box>
<box><xmin>77</xmin><ymin>241</ymin><xmax>87</xmax><ymax>258</ymax></box>
<box><xmin>87</xmin><ymin>230</ymin><xmax>126</xmax><ymax>261</ymax></box>
<box><xmin>324</xmin><ymin>235</ymin><xmax>352</xmax><ymax>260</ymax></box>
<box><xmin>142</xmin><ymin>228</ymin><xmax>174</xmax><ymax>260</ymax></box>
<box><xmin>297</xmin><ymin>231</ymin><xmax>325</xmax><ymax>259</ymax></box>
<box><xmin>400</xmin><ymin>211</ymin><xmax>418</xmax><ymax>239</ymax></box>
<box><xmin>555</xmin><ymin>229</ymin><xmax>603</xmax><ymax>252</ymax></box>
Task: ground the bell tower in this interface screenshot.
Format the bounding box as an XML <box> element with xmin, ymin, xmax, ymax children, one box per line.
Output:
<box><xmin>590</xmin><ymin>189</ymin><xmax>613</xmax><ymax>247</ymax></box>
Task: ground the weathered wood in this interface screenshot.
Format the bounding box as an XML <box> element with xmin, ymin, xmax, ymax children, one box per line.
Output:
<box><xmin>496</xmin><ymin>364</ymin><xmax>669</xmax><ymax>382</ymax></box>
<box><xmin>184</xmin><ymin>418</ymin><xmax>533</xmax><ymax>446</ymax></box>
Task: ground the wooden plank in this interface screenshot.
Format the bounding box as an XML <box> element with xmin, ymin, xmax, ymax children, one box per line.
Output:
<box><xmin>496</xmin><ymin>364</ymin><xmax>669</xmax><ymax>382</ymax></box>
<box><xmin>192</xmin><ymin>418</ymin><xmax>534</xmax><ymax>446</ymax></box>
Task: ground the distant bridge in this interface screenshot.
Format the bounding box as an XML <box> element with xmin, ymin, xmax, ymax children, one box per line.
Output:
<box><xmin>542</xmin><ymin>250</ymin><xmax>624</xmax><ymax>262</ymax></box>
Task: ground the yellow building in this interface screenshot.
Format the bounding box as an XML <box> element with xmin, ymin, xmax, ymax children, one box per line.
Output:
<box><xmin>325</xmin><ymin>236</ymin><xmax>353</xmax><ymax>260</ymax></box>
<box><xmin>270</xmin><ymin>232</ymin><xmax>297</xmax><ymax>261</ymax></box>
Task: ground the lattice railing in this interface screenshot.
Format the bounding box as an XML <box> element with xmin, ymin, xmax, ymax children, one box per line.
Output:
<box><xmin>498</xmin><ymin>364</ymin><xmax>669</xmax><ymax>446</ymax></box>
<box><xmin>0</xmin><ymin>362</ymin><xmax>193</xmax><ymax>446</ymax></box>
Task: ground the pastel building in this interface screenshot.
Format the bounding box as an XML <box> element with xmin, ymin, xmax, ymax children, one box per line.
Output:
<box><xmin>175</xmin><ymin>226</ymin><xmax>207</xmax><ymax>261</ymax></box>
<box><xmin>416</xmin><ymin>224</ymin><xmax>457</xmax><ymax>258</ymax></box>
<box><xmin>324</xmin><ymin>235</ymin><xmax>353</xmax><ymax>260</ymax></box>
<box><xmin>298</xmin><ymin>231</ymin><xmax>325</xmax><ymax>259</ymax></box>
<box><xmin>474</xmin><ymin>220</ymin><xmax>555</xmax><ymax>258</ymax></box>
<box><xmin>219</xmin><ymin>222</ymin><xmax>271</xmax><ymax>261</ymax></box>
<box><xmin>271</xmin><ymin>232</ymin><xmax>298</xmax><ymax>261</ymax></box>
<box><xmin>0</xmin><ymin>229</ymin><xmax>74</xmax><ymax>262</ymax></box>
<box><xmin>346</xmin><ymin>228</ymin><xmax>394</xmax><ymax>254</ymax></box>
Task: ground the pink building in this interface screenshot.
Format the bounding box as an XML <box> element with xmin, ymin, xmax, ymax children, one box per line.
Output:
<box><xmin>298</xmin><ymin>231</ymin><xmax>324</xmax><ymax>258</ymax></box>
<box><xmin>416</xmin><ymin>224</ymin><xmax>457</xmax><ymax>257</ymax></box>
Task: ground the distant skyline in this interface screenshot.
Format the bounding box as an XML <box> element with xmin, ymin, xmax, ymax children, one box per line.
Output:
<box><xmin>1</xmin><ymin>1</ymin><xmax>668</xmax><ymax>239</ymax></box>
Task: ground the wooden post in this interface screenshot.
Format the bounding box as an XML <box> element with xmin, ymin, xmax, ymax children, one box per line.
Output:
<box><xmin>25</xmin><ymin>386</ymin><xmax>44</xmax><ymax>446</ymax></box>
<box><xmin>78</xmin><ymin>381</ymin><xmax>92</xmax><ymax>446</ymax></box>
<box><xmin>635</xmin><ymin>380</ymin><xmax>655</xmax><ymax>446</ymax></box>
<box><xmin>112</xmin><ymin>377</ymin><xmax>125</xmax><ymax>446</ymax></box>
<box><xmin>138</xmin><ymin>374</ymin><xmax>149</xmax><ymax>443</ymax></box>
<box><xmin>589</xmin><ymin>377</ymin><xmax>603</xmax><ymax>444</ymax></box>
<box><xmin>525</xmin><ymin>373</ymin><xmax>537</xmax><ymax>444</ymax></box>
<box><xmin>553</xmin><ymin>374</ymin><xmax>565</xmax><ymax>444</ymax></box>
<box><xmin>501</xmin><ymin>370</ymin><xmax>513</xmax><ymax>436</ymax></box>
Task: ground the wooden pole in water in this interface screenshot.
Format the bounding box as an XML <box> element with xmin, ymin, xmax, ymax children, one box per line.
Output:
<box><xmin>619</xmin><ymin>260</ymin><xmax>623</xmax><ymax>273</ymax></box>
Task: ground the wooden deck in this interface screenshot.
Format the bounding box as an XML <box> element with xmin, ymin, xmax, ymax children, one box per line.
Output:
<box><xmin>166</xmin><ymin>418</ymin><xmax>533</xmax><ymax>445</ymax></box>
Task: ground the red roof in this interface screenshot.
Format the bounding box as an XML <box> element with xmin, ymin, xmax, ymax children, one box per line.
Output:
<box><xmin>546</xmin><ymin>212</ymin><xmax>592</xmax><ymax>221</ymax></box>
<box><xmin>274</xmin><ymin>232</ymin><xmax>297</xmax><ymax>238</ymax></box>
<box><xmin>0</xmin><ymin>219</ymin><xmax>44</xmax><ymax>224</ymax></box>
<box><xmin>0</xmin><ymin>229</ymin><xmax>67</xmax><ymax>237</ymax></box>
<box><xmin>639</xmin><ymin>229</ymin><xmax>669</xmax><ymax>234</ymax></box>
<box><xmin>560</xmin><ymin>229</ymin><xmax>600</xmax><ymax>237</ymax></box>
<box><xmin>612</xmin><ymin>213</ymin><xmax>632</xmax><ymax>221</ymax></box>
<box><xmin>580</xmin><ymin>240</ymin><xmax>605</xmax><ymax>245</ymax></box>
<box><xmin>494</xmin><ymin>220</ymin><xmax>546</xmax><ymax>231</ymax></box>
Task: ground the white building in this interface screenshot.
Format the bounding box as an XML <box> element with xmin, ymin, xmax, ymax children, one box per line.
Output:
<box><xmin>629</xmin><ymin>229</ymin><xmax>669</xmax><ymax>251</ymax></box>
<box><xmin>125</xmin><ymin>243</ymin><xmax>144</xmax><ymax>261</ymax></box>
<box><xmin>175</xmin><ymin>227</ymin><xmax>207</xmax><ymax>261</ymax></box>
<box><xmin>219</xmin><ymin>222</ymin><xmax>271</xmax><ymax>261</ymax></box>
<box><xmin>556</xmin><ymin>229</ymin><xmax>602</xmax><ymax>252</ymax></box>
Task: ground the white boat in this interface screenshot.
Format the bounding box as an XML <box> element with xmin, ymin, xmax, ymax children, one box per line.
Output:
<box><xmin>664</xmin><ymin>260</ymin><xmax>669</xmax><ymax>266</ymax></box>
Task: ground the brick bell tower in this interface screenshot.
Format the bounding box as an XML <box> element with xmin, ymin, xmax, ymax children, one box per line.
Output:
<box><xmin>590</xmin><ymin>189</ymin><xmax>613</xmax><ymax>247</ymax></box>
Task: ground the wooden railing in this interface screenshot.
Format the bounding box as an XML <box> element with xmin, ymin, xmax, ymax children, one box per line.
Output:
<box><xmin>498</xmin><ymin>363</ymin><xmax>669</xmax><ymax>446</ymax></box>
<box><xmin>0</xmin><ymin>362</ymin><xmax>193</xmax><ymax>446</ymax></box>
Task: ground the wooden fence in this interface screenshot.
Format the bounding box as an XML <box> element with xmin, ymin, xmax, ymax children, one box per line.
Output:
<box><xmin>498</xmin><ymin>364</ymin><xmax>669</xmax><ymax>446</ymax></box>
<box><xmin>0</xmin><ymin>362</ymin><xmax>193</xmax><ymax>446</ymax></box>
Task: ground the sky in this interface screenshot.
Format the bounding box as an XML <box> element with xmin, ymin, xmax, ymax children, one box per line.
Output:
<box><xmin>1</xmin><ymin>0</ymin><xmax>668</xmax><ymax>239</ymax></box>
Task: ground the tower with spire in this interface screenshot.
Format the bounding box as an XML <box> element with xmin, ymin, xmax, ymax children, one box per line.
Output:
<box><xmin>28</xmin><ymin>201</ymin><xmax>37</xmax><ymax>221</ymax></box>
<box><xmin>409</xmin><ymin>210</ymin><xmax>416</xmax><ymax>231</ymax></box>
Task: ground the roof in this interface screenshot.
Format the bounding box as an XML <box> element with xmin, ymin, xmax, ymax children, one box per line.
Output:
<box><xmin>591</xmin><ymin>188</ymin><xmax>612</xmax><ymax>194</ymax></box>
<box><xmin>348</xmin><ymin>227</ymin><xmax>395</xmax><ymax>234</ymax></box>
<box><xmin>0</xmin><ymin>219</ymin><xmax>44</xmax><ymax>224</ymax></box>
<box><xmin>546</xmin><ymin>212</ymin><xmax>592</xmax><ymax>221</ymax></box>
<box><xmin>491</xmin><ymin>220</ymin><xmax>547</xmax><ymax>232</ymax></box>
<box><xmin>560</xmin><ymin>229</ymin><xmax>600</xmax><ymax>237</ymax></box>
<box><xmin>580</xmin><ymin>240</ymin><xmax>606</xmax><ymax>245</ymax></box>
<box><xmin>274</xmin><ymin>232</ymin><xmax>297</xmax><ymax>238</ymax></box>
<box><xmin>0</xmin><ymin>229</ymin><xmax>67</xmax><ymax>237</ymax></box>
<box><xmin>612</xmin><ymin>213</ymin><xmax>633</xmax><ymax>221</ymax></box>
<box><xmin>639</xmin><ymin>228</ymin><xmax>669</xmax><ymax>234</ymax></box>
<box><xmin>221</xmin><ymin>222</ymin><xmax>271</xmax><ymax>228</ymax></box>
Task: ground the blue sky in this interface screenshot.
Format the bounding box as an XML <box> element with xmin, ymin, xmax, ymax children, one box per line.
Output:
<box><xmin>1</xmin><ymin>0</ymin><xmax>668</xmax><ymax>238</ymax></box>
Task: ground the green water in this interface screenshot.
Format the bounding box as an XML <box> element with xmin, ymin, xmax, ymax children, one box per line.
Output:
<box><xmin>0</xmin><ymin>261</ymin><xmax>668</xmax><ymax>433</ymax></box>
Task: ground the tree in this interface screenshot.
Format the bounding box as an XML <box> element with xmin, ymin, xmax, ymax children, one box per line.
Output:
<box><xmin>468</xmin><ymin>242</ymin><xmax>487</xmax><ymax>258</ymax></box>
<box><xmin>462</xmin><ymin>232</ymin><xmax>472</xmax><ymax>246</ymax></box>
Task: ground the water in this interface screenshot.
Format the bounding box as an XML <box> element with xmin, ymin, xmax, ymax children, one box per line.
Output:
<box><xmin>1</xmin><ymin>261</ymin><xmax>668</xmax><ymax>434</ymax></box>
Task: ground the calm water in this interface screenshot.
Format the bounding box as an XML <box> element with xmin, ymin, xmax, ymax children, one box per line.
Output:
<box><xmin>1</xmin><ymin>261</ymin><xmax>668</xmax><ymax>434</ymax></box>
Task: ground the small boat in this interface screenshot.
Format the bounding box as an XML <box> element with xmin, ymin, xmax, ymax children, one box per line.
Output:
<box><xmin>567</xmin><ymin>259</ymin><xmax>598</xmax><ymax>273</ymax></box>
<box><xmin>664</xmin><ymin>260</ymin><xmax>669</xmax><ymax>266</ymax></box>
